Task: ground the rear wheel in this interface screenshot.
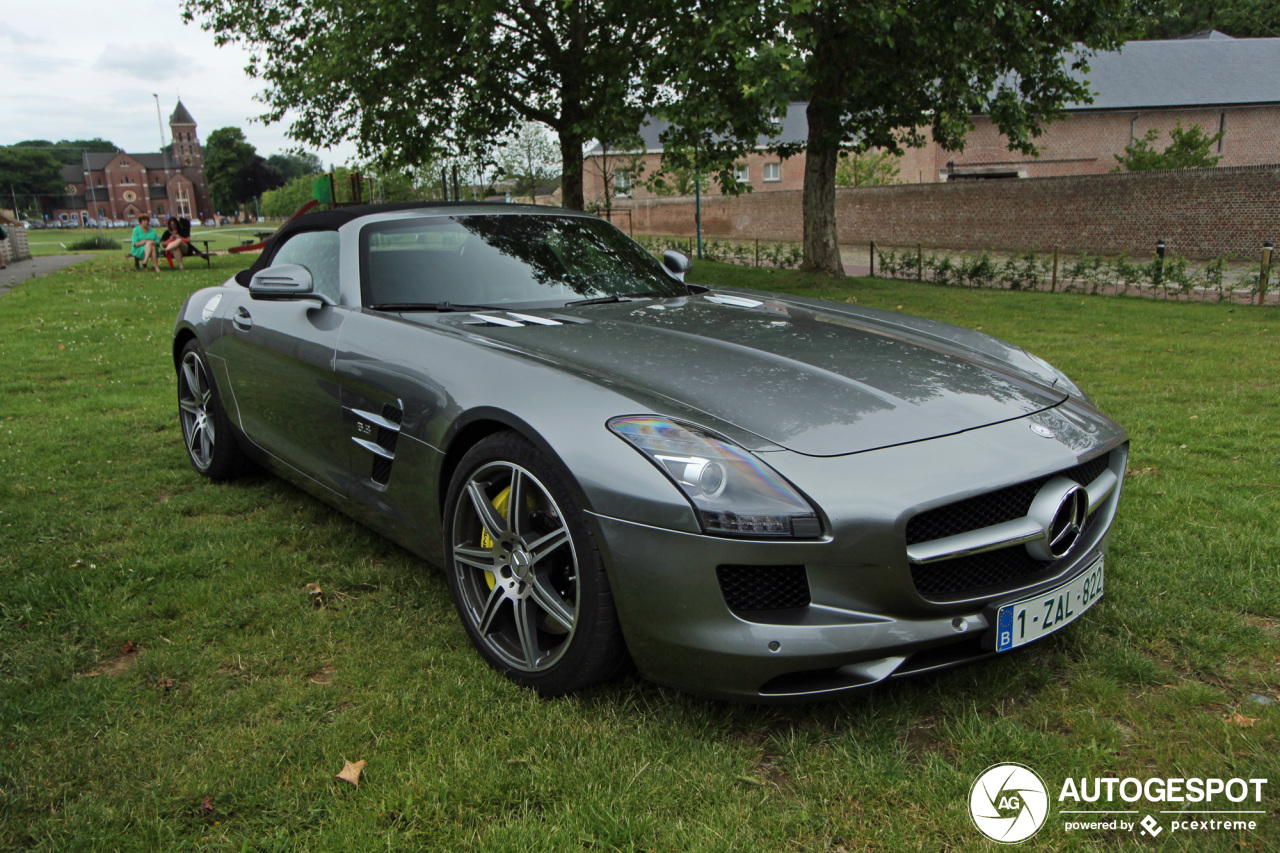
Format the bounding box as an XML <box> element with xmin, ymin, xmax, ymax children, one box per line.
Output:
<box><xmin>177</xmin><ymin>339</ymin><xmax>245</xmax><ymax>480</ymax></box>
<box><xmin>443</xmin><ymin>432</ymin><xmax>628</xmax><ymax>695</ymax></box>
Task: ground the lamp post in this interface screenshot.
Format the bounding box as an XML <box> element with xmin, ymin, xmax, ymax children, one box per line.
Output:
<box><xmin>1154</xmin><ymin>239</ymin><xmax>1166</xmax><ymax>288</ymax></box>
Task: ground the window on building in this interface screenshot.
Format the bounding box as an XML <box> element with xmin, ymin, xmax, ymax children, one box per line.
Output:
<box><xmin>614</xmin><ymin>171</ymin><xmax>632</xmax><ymax>197</ymax></box>
<box><xmin>733</xmin><ymin>164</ymin><xmax>750</xmax><ymax>183</ymax></box>
<box><xmin>157</xmin><ymin>205</ymin><xmax>166</xmax><ymax>217</ymax></box>
<box><xmin>763</xmin><ymin>163</ymin><xmax>781</xmax><ymax>182</ymax></box>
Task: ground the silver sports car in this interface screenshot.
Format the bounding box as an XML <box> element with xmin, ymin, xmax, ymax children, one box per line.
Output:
<box><xmin>173</xmin><ymin>203</ymin><xmax>1128</xmax><ymax>701</ymax></box>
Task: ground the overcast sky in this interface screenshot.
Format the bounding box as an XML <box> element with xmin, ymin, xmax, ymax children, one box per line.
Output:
<box><xmin>1</xmin><ymin>1</ymin><xmax>360</xmax><ymax>165</ymax></box>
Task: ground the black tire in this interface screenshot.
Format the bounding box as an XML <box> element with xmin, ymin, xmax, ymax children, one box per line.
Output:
<box><xmin>177</xmin><ymin>339</ymin><xmax>245</xmax><ymax>480</ymax></box>
<box><xmin>443</xmin><ymin>431</ymin><xmax>628</xmax><ymax>696</ymax></box>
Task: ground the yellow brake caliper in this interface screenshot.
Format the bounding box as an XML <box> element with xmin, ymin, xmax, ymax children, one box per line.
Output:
<box><xmin>479</xmin><ymin>487</ymin><xmax>512</xmax><ymax>590</ymax></box>
<box><xmin>479</xmin><ymin>487</ymin><xmax>539</xmax><ymax>589</ymax></box>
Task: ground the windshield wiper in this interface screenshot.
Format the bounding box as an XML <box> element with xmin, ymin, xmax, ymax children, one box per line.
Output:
<box><xmin>368</xmin><ymin>302</ymin><xmax>492</xmax><ymax>312</ymax></box>
<box><xmin>564</xmin><ymin>291</ymin><xmax>664</xmax><ymax>307</ymax></box>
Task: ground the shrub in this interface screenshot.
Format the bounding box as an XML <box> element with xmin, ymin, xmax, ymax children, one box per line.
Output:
<box><xmin>67</xmin><ymin>235</ymin><xmax>120</xmax><ymax>251</ymax></box>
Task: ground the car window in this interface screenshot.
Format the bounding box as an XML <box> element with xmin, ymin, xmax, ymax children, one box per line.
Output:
<box><xmin>360</xmin><ymin>214</ymin><xmax>687</xmax><ymax>309</ymax></box>
<box><xmin>271</xmin><ymin>230</ymin><xmax>341</xmax><ymax>302</ymax></box>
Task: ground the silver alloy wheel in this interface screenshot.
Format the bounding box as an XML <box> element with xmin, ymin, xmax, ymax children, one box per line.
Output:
<box><xmin>178</xmin><ymin>350</ymin><xmax>215</xmax><ymax>470</ymax></box>
<box><xmin>451</xmin><ymin>461</ymin><xmax>579</xmax><ymax>673</ymax></box>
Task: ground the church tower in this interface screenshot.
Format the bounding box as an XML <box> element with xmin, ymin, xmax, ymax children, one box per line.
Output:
<box><xmin>167</xmin><ymin>100</ymin><xmax>212</xmax><ymax>221</ymax></box>
<box><xmin>169</xmin><ymin>100</ymin><xmax>203</xmax><ymax>170</ymax></box>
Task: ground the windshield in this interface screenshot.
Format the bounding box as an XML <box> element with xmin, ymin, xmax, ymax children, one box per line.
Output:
<box><xmin>360</xmin><ymin>214</ymin><xmax>687</xmax><ymax>309</ymax></box>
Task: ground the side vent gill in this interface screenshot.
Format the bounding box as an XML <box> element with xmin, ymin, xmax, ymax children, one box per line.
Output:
<box><xmin>349</xmin><ymin>403</ymin><xmax>403</xmax><ymax>486</ymax></box>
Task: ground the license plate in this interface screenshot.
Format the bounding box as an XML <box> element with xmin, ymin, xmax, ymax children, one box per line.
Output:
<box><xmin>995</xmin><ymin>558</ymin><xmax>1104</xmax><ymax>652</ymax></box>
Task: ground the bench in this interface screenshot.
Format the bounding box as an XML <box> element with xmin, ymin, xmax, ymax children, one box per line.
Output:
<box><xmin>129</xmin><ymin>239</ymin><xmax>213</xmax><ymax>270</ymax></box>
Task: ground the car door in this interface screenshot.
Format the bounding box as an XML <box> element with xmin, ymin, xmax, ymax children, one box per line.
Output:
<box><xmin>217</xmin><ymin>229</ymin><xmax>350</xmax><ymax>494</ymax></box>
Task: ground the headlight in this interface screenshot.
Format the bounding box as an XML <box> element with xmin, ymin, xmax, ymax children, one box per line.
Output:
<box><xmin>608</xmin><ymin>416</ymin><xmax>821</xmax><ymax>538</ymax></box>
<box><xmin>1023</xmin><ymin>351</ymin><xmax>1085</xmax><ymax>399</ymax></box>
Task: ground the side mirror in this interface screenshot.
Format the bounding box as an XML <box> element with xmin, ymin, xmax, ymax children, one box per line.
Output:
<box><xmin>662</xmin><ymin>249</ymin><xmax>693</xmax><ymax>281</ymax></box>
<box><xmin>248</xmin><ymin>263</ymin><xmax>334</xmax><ymax>305</ymax></box>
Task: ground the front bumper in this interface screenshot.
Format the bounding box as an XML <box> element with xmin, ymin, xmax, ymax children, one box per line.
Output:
<box><xmin>589</xmin><ymin>414</ymin><xmax>1128</xmax><ymax>701</ymax></box>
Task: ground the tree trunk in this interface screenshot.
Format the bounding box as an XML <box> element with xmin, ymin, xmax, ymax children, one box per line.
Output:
<box><xmin>560</xmin><ymin>132</ymin><xmax>585</xmax><ymax>211</ymax></box>
<box><xmin>801</xmin><ymin>99</ymin><xmax>844</xmax><ymax>275</ymax></box>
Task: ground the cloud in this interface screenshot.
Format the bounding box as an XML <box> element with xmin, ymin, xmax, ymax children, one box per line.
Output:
<box><xmin>93</xmin><ymin>44</ymin><xmax>204</xmax><ymax>80</ymax></box>
<box><xmin>0</xmin><ymin>28</ymin><xmax>46</xmax><ymax>46</ymax></box>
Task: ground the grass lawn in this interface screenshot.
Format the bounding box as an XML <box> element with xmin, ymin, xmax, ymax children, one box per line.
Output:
<box><xmin>21</xmin><ymin>224</ymin><xmax>276</xmax><ymax>258</ymax></box>
<box><xmin>1</xmin><ymin>257</ymin><xmax>1276</xmax><ymax>850</ymax></box>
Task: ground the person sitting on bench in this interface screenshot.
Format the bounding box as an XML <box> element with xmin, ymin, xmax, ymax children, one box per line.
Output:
<box><xmin>161</xmin><ymin>216</ymin><xmax>193</xmax><ymax>270</ymax></box>
<box><xmin>130</xmin><ymin>215</ymin><xmax>161</xmax><ymax>273</ymax></box>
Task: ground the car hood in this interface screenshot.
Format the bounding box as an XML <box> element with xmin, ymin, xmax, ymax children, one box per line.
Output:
<box><xmin>434</xmin><ymin>292</ymin><xmax>1069</xmax><ymax>456</ymax></box>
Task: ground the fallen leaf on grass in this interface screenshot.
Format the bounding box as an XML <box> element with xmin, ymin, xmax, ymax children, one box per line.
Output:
<box><xmin>1125</xmin><ymin>467</ymin><xmax>1160</xmax><ymax>478</ymax></box>
<box><xmin>200</xmin><ymin>798</ymin><xmax>215</xmax><ymax>815</ymax></box>
<box><xmin>305</xmin><ymin>583</ymin><xmax>324</xmax><ymax>607</ymax></box>
<box><xmin>120</xmin><ymin>640</ymin><xmax>138</xmax><ymax>655</ymax></box>
<box><xmin>1226</xmin><ymin>713</ymin><xmax>1257</xmax><ymax>728</ymax></box>
<box><xmin>336</xmin><ymin>759</ymin><xmax>366</xmax><ymax>787</ymax></box>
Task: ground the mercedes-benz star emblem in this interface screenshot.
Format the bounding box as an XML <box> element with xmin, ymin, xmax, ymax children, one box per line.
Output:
<box><xmin>1026</xmin><ymin>477</ymin><xmax>1089</xmax><ymax>560</ymax></box>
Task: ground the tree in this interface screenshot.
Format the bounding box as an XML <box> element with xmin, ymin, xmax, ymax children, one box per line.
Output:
<box><xmin>1113</xmin><ymin>123</ymin><xmax>1224</xmax><ymax>171</ymax></box>
<box><xmin>183</xmin><ymin>0</ymin><xmax>678</xmax><ymax>210</ymax></box>
<box><xmin>658</xmin><ymin>0</ymin><xmax>1158</xmax><ymax>273</ymax></box>
<box><xmin>835</xmin><ymin>150</ymin><xmax>902</xmax><ymax>187</ymax></box>
<box><xmin>13</xmin><ymin>138</ymin><xmax>121</xmax><ymax>166</ymax></box>
<box><xmin>261</xmin><ymin>172</ymin><xmax>321</xmax><ymax>218</ymax></box>
<box><xmin>204</xmin><ymin>127</ymin><xmax>285</xmax><ymax>213</ymax></box>
<box><xmin>494</xmin><ymin>122</ymin><xmax>559</xmax><ymax>203</ymax></box>
<box><xmin>265</xmin><ymin>151</ymin><xmax>324</xmax><ymax>182</ymax></box>
<box><xmin>0</xmin><ymin>148</ymin><xmax>65</xmax><ymax>217</ymax></box>
<box><xmin>1142</xmin><ymin>0</ymin><xmax>1280</xmax><ymax>38</ymax></box>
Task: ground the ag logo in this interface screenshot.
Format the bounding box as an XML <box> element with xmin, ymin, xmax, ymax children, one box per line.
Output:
<box><xmin>969</xmin><ymin>763</ymin><xmax>1049</xmax><ymax>843</ymax></box>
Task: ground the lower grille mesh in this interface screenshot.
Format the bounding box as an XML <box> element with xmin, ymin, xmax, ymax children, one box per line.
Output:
<box><xmin>716</xmin><ymin>565</ymin><xmax>810</xmax><ymax>612</ymax></box>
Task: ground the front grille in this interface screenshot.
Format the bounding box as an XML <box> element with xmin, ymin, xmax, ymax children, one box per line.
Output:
<box><xmin>911</xmin><ymin>511</ymin><xmax>1102</xmax><ymax>598</ymax></box>
<box><xmin>906</xmin><ymin>452</ymin><xmax>1113</xmax><ymax>600</ymax></box>
<box><xmin>716</xmin><ymin>565</ymin><xmax>810</xmax><ymax>613</ymax></box>
<box><xmin>906</xmin><ymin>454</ymin><xmax>1110</xmax><ymax>546</ymax></box>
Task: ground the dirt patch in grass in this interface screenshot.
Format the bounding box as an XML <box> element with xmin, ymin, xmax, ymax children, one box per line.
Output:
<box><xmin>80</xmin><ymin>641</ymin><xmax>139</xmax><ymax>677</ymax></box>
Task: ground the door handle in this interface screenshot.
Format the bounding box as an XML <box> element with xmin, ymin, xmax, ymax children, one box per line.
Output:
<box><xmin>232</xmin><ymin>306</ymin><xmax>253</xmax><ymax>332</ymax></box>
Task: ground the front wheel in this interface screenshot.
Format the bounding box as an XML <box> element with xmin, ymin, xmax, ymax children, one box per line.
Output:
<box><xmin>443</xmin><ymin>432</ymin><xmax>628</xmax><ymax>695</ymax></box>
<box><xmin>177</xmin><ymin>339</ymin><xmax>245</xmax><ymax>480</ymax></box>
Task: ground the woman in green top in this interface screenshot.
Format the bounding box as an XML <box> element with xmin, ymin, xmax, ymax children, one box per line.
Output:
<box><xmin>131</xmin><ymin>215</ymin><xmax>160</xmax><ymax>272</ymax></box>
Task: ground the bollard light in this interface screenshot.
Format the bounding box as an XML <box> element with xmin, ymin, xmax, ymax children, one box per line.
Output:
<box><xmin>1264</xmin><ymin>241</ymin><xmax>1274</xmax><ymax>266</ymax></box>
<box><xmin>1156</xmin><ymin>239</ymin><xmax>1167</xmax><ymax>259</ymax></box>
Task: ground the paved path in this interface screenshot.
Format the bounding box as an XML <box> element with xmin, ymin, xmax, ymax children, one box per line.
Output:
<box><xmin>0</xmin><ymin>255</ymin><xmax>95</xmax><ymax>297</ymax></box>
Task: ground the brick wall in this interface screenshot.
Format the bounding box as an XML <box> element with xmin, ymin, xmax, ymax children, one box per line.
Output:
<box><xmin>612</xmin><ymin>164</ymin><xmax>1280</xmax><ymax>259</ymax></box>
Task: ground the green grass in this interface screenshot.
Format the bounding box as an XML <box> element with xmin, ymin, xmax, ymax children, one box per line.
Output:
<box><xmin>1</xmin><ymin>257</ymin><xmax>1276</xmax><ymax>850</ymax></box>
<box><xmin>20</xmin><ymin>225</ymin><xmax>276</xmax><ymax>258</ymax></box>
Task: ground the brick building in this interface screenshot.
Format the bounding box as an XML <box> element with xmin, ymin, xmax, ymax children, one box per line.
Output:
<box><xmin>586</xmin><ymin>33</ymin><xmax>1280</xmax><ymax>203</ymax></box>
<box><xmin>51</xmin><ymin>101</ymin><xmax>213</xmax><ymax>224</ymax></box>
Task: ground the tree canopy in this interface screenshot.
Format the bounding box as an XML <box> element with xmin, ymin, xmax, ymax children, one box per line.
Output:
<box><xmin>12</xmin><ymin>138</ymin><xmax>122</xmax><ymax>166</ymax></box>
<box><xmin>1141</xmin><ymin>0</ymin><xmax>1280</xmax><ymax>38</ymax></box>
<box><xmin>0</xmin><ymin>148</ymin><xmax>66</xmax><ymax>213</ymax></box>
<box><xmin>265</xmin><ymin>151</ymin><xmax>324</xmax><ymax>182</ymax></box>
<box><xmin>183</xmin><ymin>0</ymin><xmax>683</xmax><ymax>210</ymax></box>
<box><xmin>655</xmin><ymin>0</ymin><xmax>1167</xmax><ymax>270</ymax></box>
<box><xmin>204</xmin><ymin>127</ymin><xmax>286</xmax><ymax>213</ymax></box>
